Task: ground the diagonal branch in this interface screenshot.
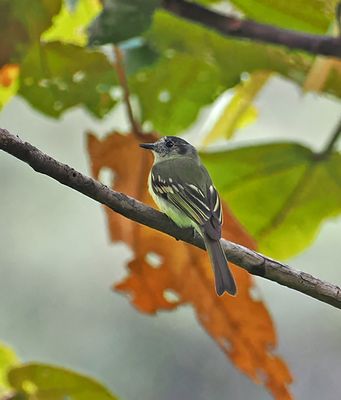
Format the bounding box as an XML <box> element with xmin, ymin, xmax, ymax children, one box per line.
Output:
<box><xmin>161</xmin><ymin>0</ymin><xmax>341</xmax><ymax>58</ymax></box>
<box><xmin>1</xmin><ymin>127</ymin><xmax>341</xmax><ymax>309</ymax></box>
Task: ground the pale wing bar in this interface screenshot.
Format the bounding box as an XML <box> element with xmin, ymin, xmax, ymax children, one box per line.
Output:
<box><xmin>151</xmin><ymin>173</ymin><xmax>220</xmax><ymax>226</ymax></box>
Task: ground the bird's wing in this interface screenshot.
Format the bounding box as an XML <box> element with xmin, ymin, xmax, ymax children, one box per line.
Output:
<box><xmin>151</xmin><ymin>158</ymin><xmax>222</xmax><ymax>240</ymax></box>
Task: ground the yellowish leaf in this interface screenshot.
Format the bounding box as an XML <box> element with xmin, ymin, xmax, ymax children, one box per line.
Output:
<box><xmin>235</xmin><ymin>104</ymin><xmax>258</xmax><ymax>130</ymax></box>
<box><xmin>0</xmin><ymin>341</ymin><xmax>19</xmax><ymax>393</ymax></box>
<box><xmin>0</xmin><ymin>64</ymin><xmax>19</xmax><ymax>109</ymax></box>
<box><xmin>42</xmin><ymin>0</ymin><xmax>102</xmax><ymax>46</ymax></box>
<box><xmin>203</xmin><ymin>71</ymin><xmax>270</xmax><ymax>146</ymax></box>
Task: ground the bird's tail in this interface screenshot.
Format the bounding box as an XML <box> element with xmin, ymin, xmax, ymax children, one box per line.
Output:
<box><xmin>202</xmin><ymin>232</ymin><xmax>237</xmax><ymax>296</ymax></box>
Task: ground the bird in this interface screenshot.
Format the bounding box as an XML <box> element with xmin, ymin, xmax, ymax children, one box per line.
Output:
<box><xmin>140</xmin><ymin>136</ymin><xmax>237</xmax><ymax>296</ymax></box>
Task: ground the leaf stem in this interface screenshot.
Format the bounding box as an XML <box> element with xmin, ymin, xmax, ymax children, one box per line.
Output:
<box><xmin>317</xmin><ymin>117</ymin><xmax>341</xmax><ymax>159</ymax></box>
<box><xmin>112</xmin><ymin>46</ymin><xmax>144</xmax><ymax>139</ymax></box>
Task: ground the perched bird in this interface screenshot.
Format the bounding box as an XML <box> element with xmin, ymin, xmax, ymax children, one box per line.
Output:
<box><xmin>140</xmin><ymin>136</ymin><xmax>237</xmax><ymax>296</ymax></box>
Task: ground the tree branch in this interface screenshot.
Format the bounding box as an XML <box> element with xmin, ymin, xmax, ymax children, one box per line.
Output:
<box><xmin>1</xmin><ymin>127</ymin><xmax>341</xmax><ymax>309</ymax></box>
<box><xmin>161</xmin><ymin>0</ymin><xmax>341</xmax><ymax>58</ymax></box>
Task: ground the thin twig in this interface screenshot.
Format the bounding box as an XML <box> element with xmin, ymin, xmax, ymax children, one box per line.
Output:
<box><xmin>113</xmin><ymin>46</ymin><xmax>144</xmax><ymax>139</ymax></box>
<box><xmin>1</xmin><ymin>127</ymin><xmax>341</xmax><ymax>309</ymax></box>
<box><xmin>161</xmin><ymin>0</ymin><xmax>341</xmax><ymax>58</ymax></box>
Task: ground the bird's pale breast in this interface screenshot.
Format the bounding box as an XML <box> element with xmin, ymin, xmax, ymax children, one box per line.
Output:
<box><xmin>147</xmin><ymin>172</ymin><xmax>196</xmax><ymax>229</ymax></box>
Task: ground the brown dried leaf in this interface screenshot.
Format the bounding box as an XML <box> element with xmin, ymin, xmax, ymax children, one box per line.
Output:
<box><xmin>88</xmin><ymin>131</ymin><xmax>156</xmax><ymax>247</ymax></box>
<box><xmin>87</xmin><ymin>132</ymin><xmax>293</xmax><ymax>400</ymax></box>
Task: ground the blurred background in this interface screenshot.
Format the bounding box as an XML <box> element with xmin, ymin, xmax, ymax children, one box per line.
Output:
<box><xmin>1</xmin><ymin>80</ymin><xmax>341</xmax><ymax>399</ymax></box>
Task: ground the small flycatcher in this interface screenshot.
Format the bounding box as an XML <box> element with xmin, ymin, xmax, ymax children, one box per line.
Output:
<box><xmin>140</xmin><ymin>136</ymin><xmax>237</xmax><ymax>296</ymax></box>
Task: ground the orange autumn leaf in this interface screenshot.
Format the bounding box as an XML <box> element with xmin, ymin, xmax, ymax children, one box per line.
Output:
<box><xmin>87</xmin><ymin>131</ymin><xmax>293</xmax><ymax>400</ymax></box>
<box><xmin>0</xmin><ymin>64</ymin><xmax>19</xmax><ymax>87</ymax></box>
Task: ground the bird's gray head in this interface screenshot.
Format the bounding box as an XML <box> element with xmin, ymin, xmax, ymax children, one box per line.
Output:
<box><xmin>140</xmin><ymin>136</ymin><xmax>198</xmax><ymax>161</ymax></box>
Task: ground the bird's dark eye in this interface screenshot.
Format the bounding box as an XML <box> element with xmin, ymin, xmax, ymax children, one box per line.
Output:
<box><xmin>165</xmin><ymin>139</ymin><xmax>174</xmax><ymax>148</ymax></box>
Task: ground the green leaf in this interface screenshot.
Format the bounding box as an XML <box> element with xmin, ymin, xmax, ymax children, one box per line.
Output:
<box><xmin>130</xmin><ymin>52</ymin><xmax>224</xmax><ymax>134</ymax></box>
<box><xmin>203</xmin><ymin>71</ymin><xmax>270</xmax><ymax>145</ymax></box>
<box><xmin>18</xmin><ymin>42</ymin><xmax>117</xmax><ymax>118</ymax></box>
<box><xmin>201</xmin><ymin>143</ymin><xmax>341</xmax><ymax>259</ymax></box>
<box><xmin>123</xmin><ymin>43</ymin><xmax>159</xmax><ymax>75</ymax></box>
<box><xmin>147</xmin><ymin>11</ymin><xmax>311</xmax><ymax>85</ymax></box>
<box><xmin>88</xmin><ymin>0</ymin><xmax>160</xmax><ymax>45</ymax></box>
<box><xmin>12</xmin><ymin>0</ymin><xmax>63</xmax><ymax>39</ymax></box>
<box><xmin>0</xmin><ymin>0</ymin><xmax>62</xmax><ymax>66</ymax></box>
<box><xmin>229</xmin><ymin>0</ymin><xmax>335</xmax><ymax>33</ymax></box>
<box><xmin>8</xmin><ymin>363</ymin><xmax>119</xmax><ymax>400</ymax></box>
<box><xmin>131</xmin><ymin>11</ymin><xmax>341</xmax><ymax>134</ymax></box>
<box><xmin>234</xmin><ymin>104</ymin><xmax>258</xmax><ymax>130</ymax></box>
<box><xmin>0</xmin><ymin>342</ymin><xmax>19</xmax><ymax>391</ymax></box>
<box><xmin>42</xmin><ymin>0</ymin><xmax>102</xmax><ymax>46</ymax></box>
<box><xmin>129</xmin><ymin>11</ymin><xmax>314</xmax><ymax>134</ymax></box>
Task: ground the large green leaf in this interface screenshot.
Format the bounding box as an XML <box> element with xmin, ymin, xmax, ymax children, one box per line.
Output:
<box><xmin>88</xmin><ymin>0</ymin><xmax>160</xmax><ymax>45</ymax></box>
<box><xmin>130</xmin><ymin>52</ymin><xmax>224</xmax><ymax>134</ymax></box>
<box><xmin>147</xmin><ymin>11</ymin><xmax>311</xmax><ymax>85</ymax></box>
<box><xmin>8</xmin><ymin>363</ymin><xmax>119</xmax><ymax>400</ymax></box>
<box><xmin>201</xmin><ymin>143</ymin><xmax>341</xmax><ymax>259</ymax></box>
<box><xmin>130</xmin><ymin>11</ymin><xmax>310</xmax><ymax>134</ymax></box>
<box><xmin>0</xmin><ymin>342</ymin><xmax>19</xmax><ymax>392</ymax></box>
<box><xmin>123</xmin><ymin>42</ymin><xmax>159</xmax><ymax>75</ymax></box>
<box><xmin>229</xmin><ymin>0</ymin><xmax>336</xmax><ymax>34</ymax></box>
<box><xmin>0</xmin><ymin>0</ymin><xmax>62</xmax><ymax>66</ymax></box>
<box><xmin>128</xmin><ymin>11</ymin><xmax>341</xmax><ymax>134</ymax></box>
<box><xmin>11</xmin><ymin>0</ymin><xmax>63</xmax><ymax>39</ymax></box>
<box><xmin>18</xmin><ymin>42</ymin><xmax>117</xmax><ymax>118</ymax></box>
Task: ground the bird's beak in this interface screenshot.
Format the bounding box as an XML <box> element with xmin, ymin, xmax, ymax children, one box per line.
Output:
<box><xmin>139</xmin><ymin>143</ymin><xmax>155</xmax><ymax>150</ymax></box>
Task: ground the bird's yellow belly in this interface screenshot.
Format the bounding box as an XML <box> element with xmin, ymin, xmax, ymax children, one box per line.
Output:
<box><xmin>148</xmin><ymin>173</ymin><xmax>195</xmax><ymax>229</ymax></box>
